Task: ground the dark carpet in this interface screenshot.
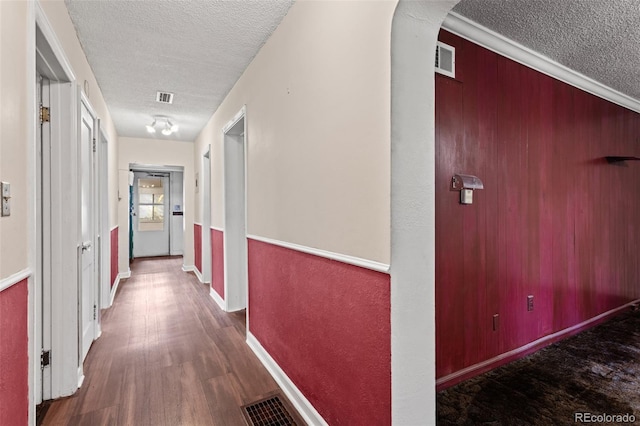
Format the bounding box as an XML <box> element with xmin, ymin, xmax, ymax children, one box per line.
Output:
<box><xmin>437</xmin><ymin>308</ymin><xmax>640</xmax><ymax>425</ymax></box>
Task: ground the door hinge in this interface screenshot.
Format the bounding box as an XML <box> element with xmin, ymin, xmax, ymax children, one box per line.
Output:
<box><xmin>92</xmin><ymin>137</ymin><xmax>97</xmax><ymax>153</ymax></box>
<box><xmin>41</xmin><ymin>350</ymin><xmax>51</xmax><ymax>369</ymax></box>
<box><xmin>93</xmin><ymin>304</ymin><xmax>97</xmax><ymax>320</ymax></box>
<box><xmin>40</xmin><ymin>105</ymin><xmax>50</xmax><ymax>124</ymax></box>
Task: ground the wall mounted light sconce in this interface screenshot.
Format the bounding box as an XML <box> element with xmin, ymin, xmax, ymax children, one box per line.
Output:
<box><xmin>146</xmin><ymin>117</ymin><xmax>179</xmax><ymax>136</ymax></box>
<box><xmin>452</xmin><ymin>174</ymin><xmax>484</xmax><ymax>205</ymax></box>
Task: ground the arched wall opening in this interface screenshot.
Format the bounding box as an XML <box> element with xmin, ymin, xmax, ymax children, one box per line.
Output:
<box><xmin>389</xmin><ymin>1</ymin><xmax>459</xmax><ymax>423</ymax></box>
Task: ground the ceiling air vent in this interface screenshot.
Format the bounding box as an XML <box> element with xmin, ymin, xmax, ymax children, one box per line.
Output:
<box><xmin>435</xmin><ymin>42</ymin><xmax>455</xmax><ymax>78</ymax></box>
<box><xmin>156</xmin><ymin>91</ymin><xmax>174</xmax><ymax>104</ymax></box>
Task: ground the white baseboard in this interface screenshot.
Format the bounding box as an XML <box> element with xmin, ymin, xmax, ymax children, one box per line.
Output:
<box><xmin>120</xmin><ymin>269</ymin><xmax>131</xmax><ymax>279</ymax></box>
<box><xmin>246</xmin><ymin>332</ymin><xmax>328</xmax><ymax>426</ymax></box>
<box><xmin>110</xmin><ymin>275</ymin><xmax>121</xmax><ymax>306</ymax></box>
<box><xmin>77</xmin><ymin>367</ymin><xmax>85</xmax><ymax>389</ymax></box>
<box><xmin>182</xmin><ymin>264</ymin><xmax>204</xmax><ymax>283</ymax></box>
<box><xmin>209</xmin><ymin>287</ymin><xmax>225</xmax><ymax>310</ymax></box>
<box><xmin>436</xmin><ymin>298</ymin><xmax>640</xmax><ymax>388</ymax></box>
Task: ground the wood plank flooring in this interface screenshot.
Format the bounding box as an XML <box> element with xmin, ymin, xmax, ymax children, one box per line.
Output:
<box><xmin>41</xmin><ymin>256</ymin><xmax>288</xmax><ymax>426</ymax></box>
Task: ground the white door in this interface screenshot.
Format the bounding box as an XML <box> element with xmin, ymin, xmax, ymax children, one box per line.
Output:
<box><xmin>132</xmin><ymin>172</ymin><xmax>170</xmax><ymax>257</ymax></box>
<box><xmin>80</xmin><ymin>99</ymin><xmax>97</xmax><ymax>361</ymax></box>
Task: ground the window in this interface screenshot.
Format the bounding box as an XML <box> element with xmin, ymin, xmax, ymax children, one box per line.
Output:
<box><xmin>138</xmin><ymin>178</ymin><xmax>165</xmax><ymax>231</ymax></box>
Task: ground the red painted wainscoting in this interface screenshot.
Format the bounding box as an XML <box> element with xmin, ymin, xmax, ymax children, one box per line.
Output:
<box><xmin>248</xmin><ymin>239</ymin><xmax>391</xmax><ymax>425</ymax></box>
<box><xmin>435</xmin><ymin>30</ymin><xmax>640</xmax><ymax>386</ymax></box>
<box><xmin>211</xmin><ymin>228</ymin><xmax>224</xmax><ymax>300</ymax></box>
<box><xmin>194</xmin><ymin>224</ymin><xmax>202</xmax><ymax>274</ymax></box>
<box><xmin>0</xmin><ymin>280</ymin><xmax>29</xmax><ymax>425</ymax></box>
<box><xmin>110</xmin><ymin>227</ymin><xmax>118</xmax><ymax>288</ymax></box>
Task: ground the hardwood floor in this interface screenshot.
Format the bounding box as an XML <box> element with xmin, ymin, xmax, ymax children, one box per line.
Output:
<box><xmin>41</xmin><ymin>256</ymin><xmax>289</xmax><ymax>426</ymax></box>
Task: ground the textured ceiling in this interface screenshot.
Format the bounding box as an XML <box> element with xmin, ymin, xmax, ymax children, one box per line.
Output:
<box><xmin>67</xmin><ymin>0</ymin><xmax>640</xmax><ymax>142</ymax></box>
<box><xmin>453</xmin><ymin>0</ymin><xmax>640</xmax><ymax>102</ymax></box>
<box><xmin>65</xmin><ymin>0</ymin><xmax>294</xmax><ymax>141</ymax></box>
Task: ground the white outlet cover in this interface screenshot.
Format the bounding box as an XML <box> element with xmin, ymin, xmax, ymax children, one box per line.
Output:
<box><xmin>1</xmin><ymin>182</ymin><xmax>9</xmax><ymax>197</ymax></box>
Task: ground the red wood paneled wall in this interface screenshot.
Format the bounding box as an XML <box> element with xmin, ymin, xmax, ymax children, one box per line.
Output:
<box><xmin>0</xmin><ymin>280</ymin><xmax>29</xmax><ymax>425</ymax></box>
<box><xmin>211</xmin><ymin>228</ymin><xmax>224</xmax><ymax>299</ymax></box>
<box><xmin>194</xmin><ymin>224</ymin><xmax>202</xmax><ymax>274</ymax></box>
<box><xmin>248</xmin><ymin>239</ymin><xmax>391</xmax><ymax>425</ymax></box>
<box><xmin>436</xmin><ymin>30</ymin><xmax>640</xmax><ymax>383</ymax></box>
<box><xmin>110</xmin><ymin>227</ymin><xmax>118</xmax><ymax>288</ymax></box>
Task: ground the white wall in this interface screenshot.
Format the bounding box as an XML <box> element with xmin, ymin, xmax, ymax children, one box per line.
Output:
<box><xmin>0</xmin><ymin>1</ymin><xmax>30</xmax><ymax>278</ymax></box>
<box><xmin>195</xmin><ymin>0</ymin><xmax>394</xmax><ymax>264</ymax></box>
<box><xmin>118</xmin><ymin>137</ymin><xmax>195</xmax><ymax>272</ymax></box>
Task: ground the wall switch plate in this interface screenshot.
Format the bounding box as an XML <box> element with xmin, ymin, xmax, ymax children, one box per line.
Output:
<box><xmin>1</xmin><ymin>182</ymin><xmax>10</xmax><ymax>217</ymax></box>
<box><xmin>527</xmin><ymin>295</ymin><xmax>534</xmax><ymax>311</ymax></box>
<box><xmin>460</xmin><ymin>189</ymin><xmax>473</xmax><ymax>205</ymax></box>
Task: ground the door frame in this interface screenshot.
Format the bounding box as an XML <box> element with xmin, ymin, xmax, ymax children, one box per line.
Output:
<box><xmin>32</xmin><ymin>2</ymin><xmax>83</xmax><ymax>407</ymax></box>
<box><xmin>201</xmin><ymin>146</ymin><xmax>212</xmax><ymax>284</ymax></box>
<box><xmin>129</xmin><ymin>164</ymin><xmax>185</xmax><ymax>259</ymax></box>
<box><xmin>131</xmin><ymin>171</ymin><xmax>171</xmax><ymax>258</ymax></box>
<box><xmin>98</xmin><ymin>126</ymin><xmax>111</xmax><ymax>309</ymax></box>
<box><xmin>222</xmin><ymin>106</ymin><xmax>248</xmax><ymax>313</ymax></box>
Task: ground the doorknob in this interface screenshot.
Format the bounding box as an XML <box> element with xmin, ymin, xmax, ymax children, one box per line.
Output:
<box><xmin>82</xmin><ymin>241</ymin><xmax>92</xmax><ymax>252</ymax></box>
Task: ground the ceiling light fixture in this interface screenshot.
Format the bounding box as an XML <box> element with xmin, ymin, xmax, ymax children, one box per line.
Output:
<box><xmin>146</xmin><ymin>117</ymin><xmax>178</xmax><ymax>136</ymax></box>
<box><xmin>161</xmin><ymin>122</ymin><xmax>172</xmax><ymax>136</ymax></box>
<box><xmin>145</xmin><ymin>119</ymin><xmax>157</xmax><ymax>133</ymax></box>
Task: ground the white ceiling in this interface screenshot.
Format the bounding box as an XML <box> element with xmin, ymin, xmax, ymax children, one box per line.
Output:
<box><xmin>65</xmin><ymin>0</ymin><xmax>640</xmax><ymax>143</ymax></box>
<box><xmin>64</xmin><ymin>0</ymin><xmax>294</xmax><ymax>141</ymax></box>
<box><xmin>453</xmin><ymin>0</ymin><xmax>640</xmax><ymax>102</ymax></box>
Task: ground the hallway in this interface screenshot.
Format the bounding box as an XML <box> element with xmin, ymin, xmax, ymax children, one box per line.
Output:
<box><xmin>40</xmin><ymin>257</ymin><xmax>297</xmax><ymax>426</ymax></box>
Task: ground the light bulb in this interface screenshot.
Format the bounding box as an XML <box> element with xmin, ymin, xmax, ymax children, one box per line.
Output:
<box><xmin>146</xmin><ymin>120</ymin><xmax>156</xmax><ymax>133</ymax></box>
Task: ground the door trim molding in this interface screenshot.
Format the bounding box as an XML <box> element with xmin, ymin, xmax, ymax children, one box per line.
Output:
<box><xmin>222</xmin><ymin>105</ymin><xmax>248</xmax><ymax>314</ymax></box>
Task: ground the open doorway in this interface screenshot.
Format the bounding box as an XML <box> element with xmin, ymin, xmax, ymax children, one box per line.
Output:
<box><xmin>129</xmin><ymin>165</ymin><xmax>184</xmax><ymax>260</ymax></box>
<box><xmin>223</xmin><ymin>108</ymin><xmax>247</xmax><ymax>312</ymax></box>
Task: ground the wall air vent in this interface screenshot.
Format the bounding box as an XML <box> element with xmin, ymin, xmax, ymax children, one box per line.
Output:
<box><xmin>156</xmin><ymin>91</ymin><xmax>174</xmax><ymax>104</ymax></box>
<box><xmin>435</xmin><ymin>41</ymin><xmax>455</xmax><ymax>78</ymax></box>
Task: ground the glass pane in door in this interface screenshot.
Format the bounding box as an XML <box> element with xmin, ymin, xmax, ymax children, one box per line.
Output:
<box><xmin>138</xmin><ymin>178</ymin><xmax>165</xmax><ymax>232</ymax></box>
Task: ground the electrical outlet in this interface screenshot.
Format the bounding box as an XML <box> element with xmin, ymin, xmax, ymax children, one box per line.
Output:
<box><xmin>527</xmin><ymin>295</ymin><xmax>534</xmax><ymax>311</ymax></box>
<box><xmin>493</xmin><ymin>314</ymin><xmax>499</xmax><ymax>331</ymax></box>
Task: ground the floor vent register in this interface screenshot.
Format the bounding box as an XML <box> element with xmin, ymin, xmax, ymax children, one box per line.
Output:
<box><xmin>242</xmin><ymin>395</ymin><xmax>300</xmax><ymax>426</ymax></box>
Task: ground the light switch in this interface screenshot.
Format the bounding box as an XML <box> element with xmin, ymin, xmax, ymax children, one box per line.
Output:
<box><xmin>460</xmin><ymin>189</ymin><xmax>473</xmax><ymax>205</ymax></box>
<box><xmin>1</xmin><ymin>182</ymin><xmax>11</xmax><ymax>217</ymax></box>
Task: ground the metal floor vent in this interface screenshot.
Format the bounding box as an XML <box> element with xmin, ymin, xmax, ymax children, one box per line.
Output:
<box><xmin>242</xmin><ymin>395</ymin><xmax>298</xmax><ymax>426</ymax></box>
